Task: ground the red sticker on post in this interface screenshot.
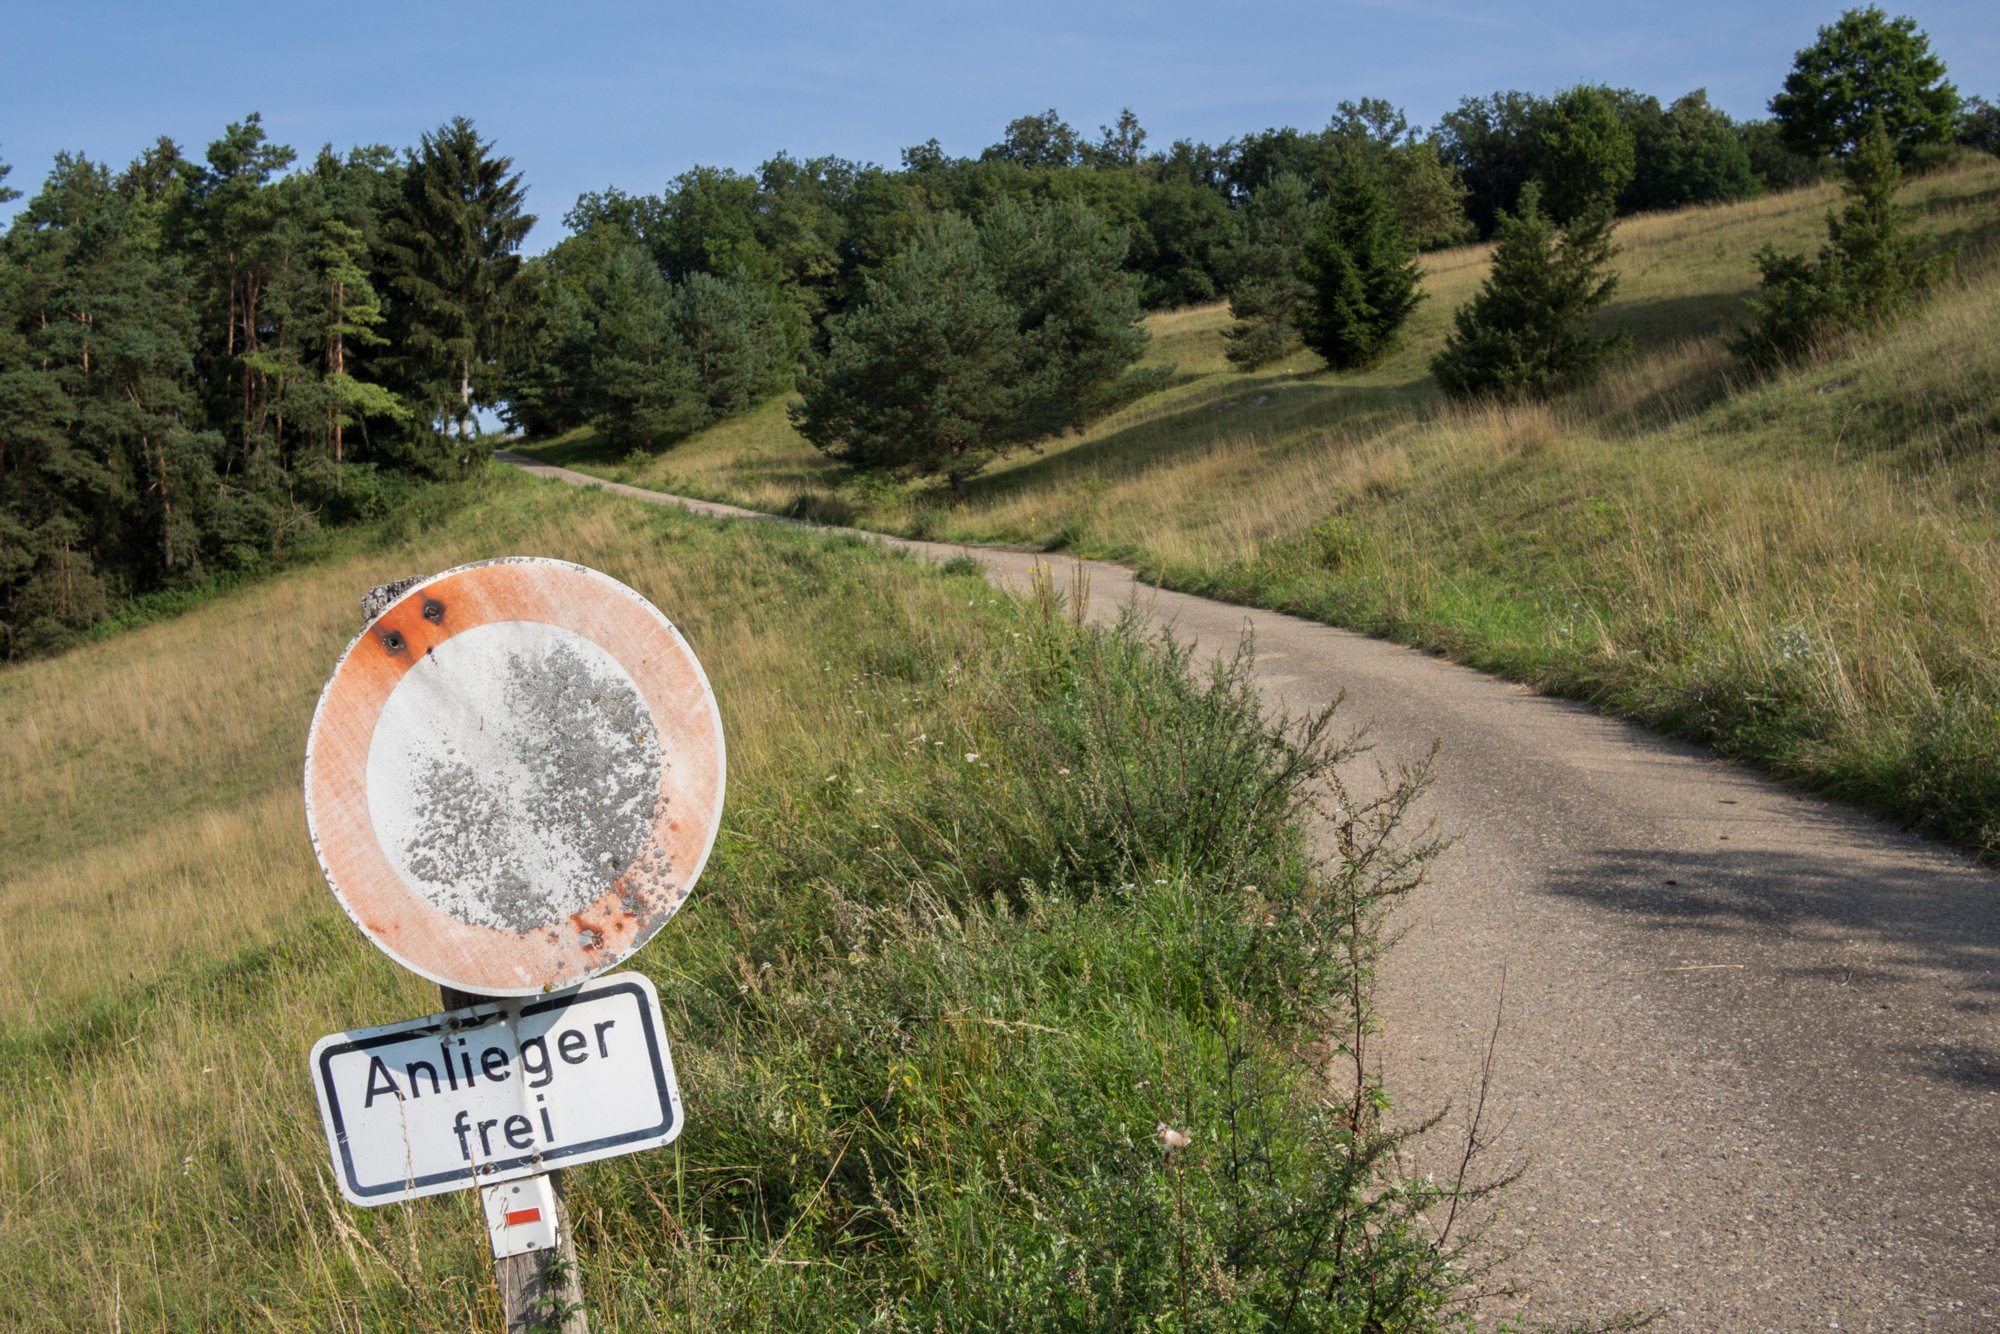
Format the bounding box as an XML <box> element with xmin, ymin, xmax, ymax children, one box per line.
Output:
<box><xmin>304</xmin><ymin>558</ymin><xmax>726</xmax><ymax>994</ymax></box>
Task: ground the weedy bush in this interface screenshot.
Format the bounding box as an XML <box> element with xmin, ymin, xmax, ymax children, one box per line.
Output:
<box><xmin>572</xmin><ymin>571</ymin><xmax>1480</xmax><ymax>1330</ymax></box>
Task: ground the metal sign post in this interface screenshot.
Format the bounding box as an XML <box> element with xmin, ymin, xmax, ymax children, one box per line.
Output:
<box><xmin>303</xmin><ymin>559</ymin><xmax>726</xmax><ymax>1332</ymax></box>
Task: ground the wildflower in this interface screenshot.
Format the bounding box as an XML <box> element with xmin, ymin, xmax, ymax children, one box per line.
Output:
<box><xmin>1155</xmin><ymin>1124</ymin><xmax>1191</xmax><ymax>1153</ymax></box>
<box><xmin>1057</xmin><ymin>767</ymin><xmax>1070</xmax><ymax>776</ymax></box>
<box><xmin>964</xmin><ymin>751</ymin><xmax>980</xmax><ymax>762</ymax></box>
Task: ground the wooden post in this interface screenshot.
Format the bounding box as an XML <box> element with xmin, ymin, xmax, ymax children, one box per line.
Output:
<box><xmin>442</xmin><ymin>984</ymin><xmax>590</xmax><ymax>1334</ymax></box>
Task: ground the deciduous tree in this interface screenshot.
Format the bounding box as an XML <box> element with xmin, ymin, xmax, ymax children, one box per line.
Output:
<box><xmin>1771</xmin><ymin>7</ymin><xmax>1959</xmax><ymax>159</ymax></box>
<box><xmin>1435</xmin><ymin>91</ymin><xmax>1545</xmax><ymax>237</ymax></box>
<box><xmin>1535</xmin><ymin>86</ymin><xmax>1637</xmax><ymax>223</ymax></box>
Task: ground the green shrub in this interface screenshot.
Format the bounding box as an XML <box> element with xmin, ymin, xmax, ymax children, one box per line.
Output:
<box><xmin>1733</xmin><ymin>118</ymin><xmax>1953</xmax><ymax>369</ymax></box>
<box><xmin>588</xmin><ymin>581</ymin><xmax>1477</xmax><ymax>1329</ymax></box>
<box><xmin>1901</xmin><ymin>691</ymin><xmax>2000</xmax><ymax>855</ymax></box>
<box><xmin>938</xmin><ymin>552</ymin><xmax>984</xmax><ymax>577</ymax></box>
<box><xmin>1431</xmin><ymin>183</ymin><xmax>1629</xmax><ymax>401</ymax></box>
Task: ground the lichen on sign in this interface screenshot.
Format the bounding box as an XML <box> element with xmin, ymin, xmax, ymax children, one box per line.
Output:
<box><xmin>370</xmin><ymin>628</ymin><xmax>665</xmax><ymax>933</ymax></box>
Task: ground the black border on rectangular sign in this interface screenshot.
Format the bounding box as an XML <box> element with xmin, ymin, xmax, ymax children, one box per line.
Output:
<box><xmin>312</xmin><ymin>976</ymin><xmax>680</xmax><ymax>1205</ymax></box>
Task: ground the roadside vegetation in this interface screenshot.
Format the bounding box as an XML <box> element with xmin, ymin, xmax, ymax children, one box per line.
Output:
<box><xmin>0</xmin><ymin>473</ymin><xmax>1482</xmax><ymax>1329</ymax></box>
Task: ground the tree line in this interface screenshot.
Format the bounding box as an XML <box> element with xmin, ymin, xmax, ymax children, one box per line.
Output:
<box><xmin>1229</xmin><ymin>6</ymin><xmax>1976</xmax><ymax>397</ymax></box>
<box><xmin>0</xmin><ymin>115</ymin><xmax>532</xmax><ymax>656</ymax></box>
<box><xmin>1</xmin><ymin>5</ymin><xmax>1988</xmax><ymax>656</ymax></box>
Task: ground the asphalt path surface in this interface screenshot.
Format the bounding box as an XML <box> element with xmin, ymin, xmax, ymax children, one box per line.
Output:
<box><xmin>504</xmin><ymin>454</ymin><xmax>2000</xmax><ymax>1331</ymax></box>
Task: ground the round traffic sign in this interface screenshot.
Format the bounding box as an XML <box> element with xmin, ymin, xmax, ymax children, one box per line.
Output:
<box><xmin>304</xmin><ymin>558</ymin><xmax>725</xmax><ymax>994</ymax></box>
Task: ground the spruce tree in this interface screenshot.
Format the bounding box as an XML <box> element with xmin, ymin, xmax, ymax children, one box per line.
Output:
<box><xmin>1223</xmin><ymin>174</ymin><xmax>1321</xmax><ymax>369</ymax></box>
<box><xmin>1732</xmin><ymin>117</ymin><xmax>1950</xmax><ymax>369</ymax></box>
<box><xmin>377</xmin><ymin>117</ymin><xmax>534</xmax><ymax>459</ymax></box>
<box><xmin>585</xmin><ymin>247</ymin><xmax>702</xmax><ymax>452</ymax></box>
<box><xmin>1431</xmin><ymin>183</ymin><xmax>1628</xmax><ymax>400</ymax></box>
<box><xmin>667</xmin><ymin>270</ymin><xmax>794</xmax><ymax>421</ymax></box>
<box><xmin>1297</xmin><ymin>161</ymin><xmax>1425</xmax><ymax>371</ymax></box>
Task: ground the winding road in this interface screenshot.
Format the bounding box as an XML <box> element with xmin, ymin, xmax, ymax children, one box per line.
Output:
<box><xmin>504</xmin><ymin>454</ymin><xmax>2000</xmax><ymax>1331</ymax></box>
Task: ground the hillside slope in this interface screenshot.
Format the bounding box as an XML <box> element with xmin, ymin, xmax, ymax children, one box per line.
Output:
<box><xmin>0</xmin><ymin>473</ymin><xmax>1459</xmax><ymax>1329</ymax></box>
<box><xmin>519</xmin><ymin>157</ymin><xmax>2000</xmax><ymax>852</ymax></box>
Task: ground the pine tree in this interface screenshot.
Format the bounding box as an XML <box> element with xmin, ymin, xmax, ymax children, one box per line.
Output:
<box><xmin>309</xmin><ymin>215</ymin><xmax>407</xmax><ymax>462</ymax></box>
<box><xmin>1223</xmin><ymin>175</ymin><xmax>1321</xmax><ymax>370</ymax></box>
<box><xmin>791</xmin><ymin>215</ymin><xmax>1025</xmax><ymax>492</ymax></box>
<box><xmin>183</xmin><ymin>115</ymin><xmax>295</xmax><ymax>462</ymax></box>
<box><xmin>979</xmin><ymin>197</ymin><xmax>1157</xmax><ymax>435</ymax></box>
<box><xmin>0</xmin><ymin>158</ymin><xmax>105</xmax><ymax>654</ymax></box>
<box><xmin>1431</xmin><ymin>183</ymin><xmax>1628</xmax><ymax>400</ymax></box>
<box><xmin>378</xmin><ymin>117</ymin><xmax>534</xmax><ymax>460</ymax></box>
<box><xmin>1297</xmin><ymin>160</ymin><xmax>1425</xmax><ymax>371</ymax></box>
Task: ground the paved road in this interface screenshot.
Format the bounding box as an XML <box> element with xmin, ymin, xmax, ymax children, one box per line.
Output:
<box><xmin>505</xmin><ymin>456</ymin><xmax>2000</xmax><ymax>1331</ymax></box>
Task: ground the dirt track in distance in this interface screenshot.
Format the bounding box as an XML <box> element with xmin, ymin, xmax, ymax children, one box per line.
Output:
<box><xmin>504</xmin><ymin>454</ymin><xmax>2000</xmax><ymax>1331</ymax></box>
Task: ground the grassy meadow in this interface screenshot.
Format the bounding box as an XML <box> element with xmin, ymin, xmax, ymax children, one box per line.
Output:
<box><xmin>0</xmin><ymin>472</ymin><xmax>1480</xmax><ymax>1329</ymax></box>
<box><xmin>518</xmin><ymin>156</ymin><xmax>2000</xmax><ymax>853</ymax></box>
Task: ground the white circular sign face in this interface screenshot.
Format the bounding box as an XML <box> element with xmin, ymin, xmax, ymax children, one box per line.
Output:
<box><xmin>304</xmin><ymin>558</ymin><xmax>726</xmax><ymax>994</ymax></box>
<box><xmin>366</xmin><ymin>621</ymin><xmax>664</xmax><ymax>932</ymax></box>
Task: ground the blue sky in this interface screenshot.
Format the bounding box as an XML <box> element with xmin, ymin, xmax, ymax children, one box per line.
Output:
<box><xmin>3</xmin><ymin>1</ymin><xmax>1994</xmax><ymax>252</ymax></box>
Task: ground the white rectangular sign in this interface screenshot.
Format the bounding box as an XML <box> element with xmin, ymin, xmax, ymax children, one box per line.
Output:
<box><xmin>311</xmin><ymin>973</ymin><xmax>683</xmax><ymax>1206</ymax></box>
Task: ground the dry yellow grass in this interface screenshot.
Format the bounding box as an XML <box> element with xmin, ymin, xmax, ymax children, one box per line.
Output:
<box><xmin>0</xmin><ymin>475</ymin><xmax>991</xmax><ymax>1028</ymax></box>
<box><xmin>0</xmin><ymin>472</ymin><xmax>1046</xmax><ymax>1326</ymax></box>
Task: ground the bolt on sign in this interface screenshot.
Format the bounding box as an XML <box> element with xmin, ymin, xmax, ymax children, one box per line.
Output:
<box><xmin>304</xmin><ymin>557</ymin><xmax>726</xmax><ymax>995</ymax></box>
